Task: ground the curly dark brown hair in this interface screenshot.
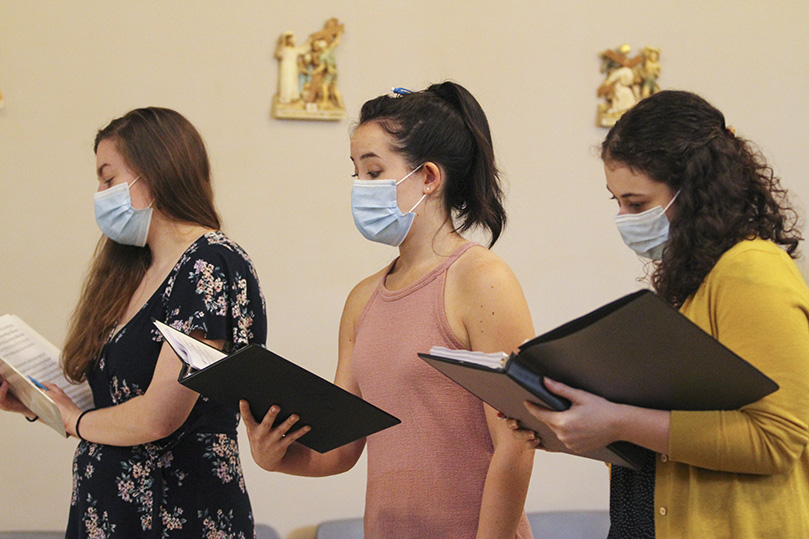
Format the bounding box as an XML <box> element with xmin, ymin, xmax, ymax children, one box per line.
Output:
<box><xmin>602</xmin><ymin>90</ymin><xmax>802</xmax><ymax>307</ymax></box>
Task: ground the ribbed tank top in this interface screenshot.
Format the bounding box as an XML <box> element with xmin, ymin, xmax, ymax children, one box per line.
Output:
<box><xmin>352</xmin><ymin>242</ymin><xmax>533</xmax><ymax>538</ymax></box>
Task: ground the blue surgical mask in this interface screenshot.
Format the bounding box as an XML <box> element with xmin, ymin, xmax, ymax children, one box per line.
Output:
<box><xmin>351</xmin><ymin>164</ymin><xmax>426</xmax><ymax>247</ymax></box>
<box><xmin>94</xmin><ymin>176</ymin><xmax>153</xmax><ymax>247</ymax></box>
<box><xmin>614</xmin><ymin>190</ymin><xmax>680</xmax><ymax>260</ymax></box>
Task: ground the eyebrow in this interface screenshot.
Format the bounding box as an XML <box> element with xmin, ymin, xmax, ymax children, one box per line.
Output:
<box><xmin>605</xmin><ymin>185</ymin><xmax>645</xmax><ymax>199</ymax></box>
<box><xmin>97</xmin><ymin>163</ymin><xmax>112</xmax><ymax>177</ymax></box>
<box><xmin>349</xmin><ymin>151</ymin><xmax>381</xmax><ymax>164</ymax></box>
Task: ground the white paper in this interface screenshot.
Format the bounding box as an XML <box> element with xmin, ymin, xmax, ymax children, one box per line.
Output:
<box><xmin>152</xmin><ymin>319</ymin><xmax>226</xmax><ymax>370</ymax></box>
<box><xmin>428</xmin><ymin>346</ymin><xmax>509</xmax><ymax>369</ymax></box>
<box><xmin>0</xmin><ymin>314</ymin><xmax>93</xmax><ymax>435</ymax></box>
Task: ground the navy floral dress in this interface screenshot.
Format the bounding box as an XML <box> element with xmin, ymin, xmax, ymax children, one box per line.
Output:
<box><xmin>66</xmin><ymin>232</ymin><xmax>267</xmax><ymax>539</ymax></box>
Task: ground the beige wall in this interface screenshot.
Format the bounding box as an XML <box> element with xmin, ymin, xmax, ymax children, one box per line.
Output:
<box><xmin>1</xmin><ymin>1</ymin><xmax>807</xmax><ymax>535</ymax></box>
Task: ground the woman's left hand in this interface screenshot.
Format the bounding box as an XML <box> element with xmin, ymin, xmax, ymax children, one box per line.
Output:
<box><xmin>522</xmin><ymin>378</ymin><xmax>624</xmax><ymax>455</ymax></box>
<box><xmin>42</xmin><ymin>382</ymin><xmax>82</xmax><ymax>437</ymax></box>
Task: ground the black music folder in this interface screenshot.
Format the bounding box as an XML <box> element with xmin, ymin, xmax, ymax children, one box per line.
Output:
<box><xmin>154</xmin><ymin>320</ymin><xmax>400</xmax><ymax>453</ymax></box>
<box><xmin>418</xmin><ymin>290</ymin><xmax>778</xmax><ymax>470</ymax></box>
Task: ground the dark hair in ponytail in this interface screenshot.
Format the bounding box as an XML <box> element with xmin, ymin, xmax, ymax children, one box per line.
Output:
<box><xmin>358</xmin><ymin>81</ymin><xmax>506</xmax><ymax>247</ymax></box>
<box><xmin>602</xmin><ymin>90</ymin><xmax>802</xmax><ymax>307</ymax></box>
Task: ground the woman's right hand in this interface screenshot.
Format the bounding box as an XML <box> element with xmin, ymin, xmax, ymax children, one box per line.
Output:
<box><xmin>239</xmin><ymin>400</ymin><xmax>311</xmax><ymax>472</ymax></box>
<box><xmin>0</xmin><ymin>379</ymin><xmax>34</xmax><ymax>416</ymax></box>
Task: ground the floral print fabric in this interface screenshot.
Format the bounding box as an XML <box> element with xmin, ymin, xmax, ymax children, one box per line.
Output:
<box><xmin>67</xmin><ymin>232</ymin><xmax>266</xmax><ymax>538</ymax></box>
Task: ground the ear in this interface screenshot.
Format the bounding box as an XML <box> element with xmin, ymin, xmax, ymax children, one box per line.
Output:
<box><xmin>421</xmin><ymin>162</ymin><xmax>443</xmax><ymax>195</ymax></box>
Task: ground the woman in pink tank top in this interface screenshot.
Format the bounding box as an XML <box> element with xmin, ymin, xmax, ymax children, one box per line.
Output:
<box><xmin>240</xmin><ymin>82</ymin><xmax>536</xmax><ymax>538</ymax></box>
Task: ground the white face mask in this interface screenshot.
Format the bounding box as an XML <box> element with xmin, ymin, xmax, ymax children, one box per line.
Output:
<box><xmin>614</xmin><ymin>190</ymin><xmax>680</xmax><ymax>260</ymax></box>
<box><xmin>350</xmin><ymin>164</ymin><xmax>426</xmax><ymax>247</ymax></box>
<box><xmin>93</xmin><ymin>176</ymin><xmax>153</xmax><ymax>247</ymax></box>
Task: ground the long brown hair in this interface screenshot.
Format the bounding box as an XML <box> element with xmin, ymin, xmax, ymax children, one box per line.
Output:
<box><xmin>63</xmin><ymin>107</ymin><xmax>221</xmax><ymax>382</ymax></box>
<box><xmin>601</xmin><ymin>91</ymin><xmax>801</xmax><ymax>307</ymax></box>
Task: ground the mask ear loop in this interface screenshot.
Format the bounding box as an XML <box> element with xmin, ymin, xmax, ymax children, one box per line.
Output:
<box><xmin>663</xmin><ymin>189</ymin><xmax>681</xmax><ymax>212</ymax></box>
<box><xmin>407</xmin><ymin>193</ymin><xmax>428</xmax><ymax>213</ymax></box>
<box><xmin>129</xmin><ymin>175</ymin><xmax>155</xmax><ymax>209</ymax></box>
<box><xmin>395</xmin><ymin>163</ymin><xmax>425</xmax><ymax>186</ymax></box>
<box><xmin>395</xmin><ymin>163</ymin><xmax>429</xmax><ymax>213</ymax></box>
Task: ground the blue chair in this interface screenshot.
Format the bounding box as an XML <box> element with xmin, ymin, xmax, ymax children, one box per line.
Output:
<box><xmin>255</xmin><ymin>523</ymin><xmax>282</xmax><ymax>539</ymax></box>
<box><xmin>315</xmin><ymin>517</ymin><xmax>364</xmax><ymax>539</ymax></box>
<box><xmin>527</xmin><ymin>510</ymin><xmax>610</xmax><ymax>538</ymax></box>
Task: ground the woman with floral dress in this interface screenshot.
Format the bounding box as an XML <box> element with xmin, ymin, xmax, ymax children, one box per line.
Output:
<box><xmin>0</xmin><ymin>107</ymin><xmax>266</xmax><ymax>538</ymax></box>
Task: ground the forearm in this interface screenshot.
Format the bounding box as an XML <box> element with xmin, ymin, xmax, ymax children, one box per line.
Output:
<box><xmin>614</xmin><ymin>404</ymin><xmax>670</xmax><ymax>455</ymax></box>
<box><xmin>71</xmin><ymin>391</ymin><xmax>197</xmax><ymax>446</ymax></box>
<box><xmin>476</xmin><ymin>443</ymin><xmax>534</xmax><ymax>538</ymax></box>
<box><xmin>272</xmin><ymin>438</ymin><xmax>364</xmax><ymax>477</ymax></box>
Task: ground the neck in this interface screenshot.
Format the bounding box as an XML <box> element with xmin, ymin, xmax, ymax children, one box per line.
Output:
<box><xmin>146</xmin><ymin>212</ymin><xmax>213</xmax><ymax>270</ymax></box>
<box><xmin>395</xmin><ymin>218</ymin><xmax>466</xmax><ymax>270</ymax></box>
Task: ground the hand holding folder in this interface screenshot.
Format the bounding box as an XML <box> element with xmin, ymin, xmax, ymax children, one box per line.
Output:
<box><xmin>154</xmin><ymin>320</ymin><xmax>400</xmax><ymax>453</ymax></box>
<box><xmin>419</xmin><ymin>290</ymin><xmax>779</xmax><ymax>469</ymax></box>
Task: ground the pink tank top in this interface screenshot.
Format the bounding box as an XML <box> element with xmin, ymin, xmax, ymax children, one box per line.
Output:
<box><xmin>352</xmin><ymin>243</ymin><xmax>533</xmax><ymax>538</ymax></box>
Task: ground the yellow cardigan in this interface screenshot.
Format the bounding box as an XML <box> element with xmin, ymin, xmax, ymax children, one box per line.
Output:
<box><xmin>656</xmin><ymin>239</ymin><xmax>809</xmax><ymax>538</ymax></box>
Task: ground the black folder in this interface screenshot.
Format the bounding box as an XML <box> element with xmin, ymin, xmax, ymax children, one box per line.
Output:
<box><xmin>154</xmin><ymin>321</ymin><xmax>401</xmax><ymax>453</ymax></box>
<box><xmin>418</xmin><ymin>290</ymin><xmax>778</xmax><ymax>470</ymax></box>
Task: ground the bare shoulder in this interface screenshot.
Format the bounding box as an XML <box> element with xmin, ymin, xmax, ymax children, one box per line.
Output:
<box><xmin>340</xmin><ymin>265</ymin><xmax>388</xmax><ymax>335</ymax></box>
<box><xmin>344</xmin><ymin>268</ymin><xmax>385</xmax><ymax>315</ymax></box>
<box><xmin>445</xmin><ymin>245</ymin><xmax>534</xmax><ymax>352</ymax></box>
<box><xmin>448</xmin><ymin>245</ymin><xmax>523</xmax><ymax>294</ymax></box>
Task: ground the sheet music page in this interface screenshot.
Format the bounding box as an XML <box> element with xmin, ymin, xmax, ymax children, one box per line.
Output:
<box><xmin>152</xmin><ymin>319</ymin><xmax>227</xmax><ymax>370</ymax></box>
<box><xmin>428</xmin><ymin>346</ymin><xmax>509</xmax><ymax>369</ymax></box>
<box><xmin>0</xmin><ymin>314</ymin><xmax>93</xmax><ymax>412</ymax></box>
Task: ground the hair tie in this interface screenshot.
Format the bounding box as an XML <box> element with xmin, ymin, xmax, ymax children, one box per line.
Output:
<box><xmin>76</xmin><ymin>408</ymin><xmax>95</xmax><ymax>441</ymax></box>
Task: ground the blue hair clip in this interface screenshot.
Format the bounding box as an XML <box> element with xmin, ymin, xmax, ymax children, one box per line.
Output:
<box><xmin>392</xmin><ymin>87</ymin><xmax>413</xmax><ymax>96</ymax></box>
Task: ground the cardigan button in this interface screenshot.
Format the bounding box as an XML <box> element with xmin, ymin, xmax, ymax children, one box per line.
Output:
<box><xmin>659</xmin><ymin>507</ymin><xmax>668</xmax><ymax>516</ymax></box>
<box><xmin>660</xmin><ymin>454</ymin><xmax>669</xmax><ymax>463</ymax></box>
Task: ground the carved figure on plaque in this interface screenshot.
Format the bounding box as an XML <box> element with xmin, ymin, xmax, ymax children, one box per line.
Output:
<box><xmin>596</xmin><ymin>44</ymin><xmax>661</xmax><ymax>127</ymax></box>
<box><xmin>271</xmin><ymin>18</ymin><xmax>346</xmax><ymax>121</ymax></box>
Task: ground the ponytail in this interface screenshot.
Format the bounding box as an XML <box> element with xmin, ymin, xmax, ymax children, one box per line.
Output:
<box><xmin>358</xmin><ymin>81</ymin><xmax>506</xmax><ymax>247</ymax></box>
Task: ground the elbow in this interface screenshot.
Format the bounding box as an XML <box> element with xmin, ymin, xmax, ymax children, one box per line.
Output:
<box><xmin>328</xmin><ymin>440</ymin><xmax>365</xmax><ymax>475</ymax></box>
<box><xmin>724</xmin><ymin>435</ymin><xmax>808</xmax><ymax>475</ymax></box>
<box><xmin>146</xmin><ymin>415</ymin><xmax>185</xmax><ymax>441</ymax></box>
<box><xmin>331</xmin><ymin>450</ymin><xmax>360</xmax><ymax>475</ymax></box>
<box><xmin>752</xmin><ymin>445</ymin><xmax>805</xmax><ymax>475</ymax></box>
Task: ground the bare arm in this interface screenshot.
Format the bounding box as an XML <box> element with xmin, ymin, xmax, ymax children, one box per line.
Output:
<box><xmin>240</xmin><ymin>275</ymin><xmax>379</xmax><ymax>476</ymax></box>
<box><xmin>46</xmin><ymin>334</ymin><xmax>215</xmax><ymax>446</ymax></box>
<box><xmin>448</xmin><ymin>249</ymin><xmax>536</xmax><ymax>538</ymax></box>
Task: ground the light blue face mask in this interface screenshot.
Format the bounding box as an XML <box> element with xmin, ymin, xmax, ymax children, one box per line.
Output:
<box><xmin>614</xmin><ymin>190</ymin><xmax>680</xmax><ymax>260</ymax></box>
<box><xmin>94</xmin><ymin>176</ymin><xmax>153</xmax><ymax>247</ymax></box>
<box><xmin>351</xmin><ymin>164</ymin><xmax>426</xmax><ymax>247</ymax></box>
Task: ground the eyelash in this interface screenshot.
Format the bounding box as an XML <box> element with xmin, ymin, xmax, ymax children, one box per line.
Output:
<box><xmin>352</xmin><ymin>171</ymin><xmax>381</xmax><ymax>179</ymax></box>
<box><xmin>609</xmin><ymin>196</ymin><xmax>643</xmax><ymax>210</ymax></box>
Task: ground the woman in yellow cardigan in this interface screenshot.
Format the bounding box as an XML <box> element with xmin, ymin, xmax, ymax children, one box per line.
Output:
<box><xmin>514</xmin><ymin>90</ymin><xmax>809</xmax><ymax>538</ymax></box>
